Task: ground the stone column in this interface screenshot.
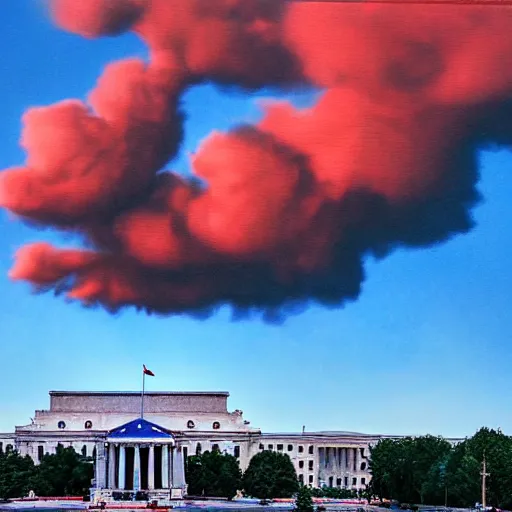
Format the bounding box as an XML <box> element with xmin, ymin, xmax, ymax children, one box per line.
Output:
<box><xmin>333</xmin><ymin>447</ymin><xmax>339</xmax><ymax>475</ymax></box>
<box><xmin>118</xmin><ymin>445</ymin><xmax>126</xmax><ymax>490</ymax></box>
<box><xmin>318</xmin><ymin>447</ymin><xmax>325</xmax><ymax>469</ymax></box>
<box><xmin>134</xmin><ymin>445</ymin><xmax>141</xmax><ymax>491</ymax></box>
<box><xmin>95</xmin><ymin>443</ymin><xmax>107</xmax><ymax>489</ymax></box>
<box><xmin>178</xmin><ymin>448</ymin><xmax>186</xmax><ymax>488</ymax></box>
<box><xmin>108</xmin><ymin>444</ymin><xmax>116</xmax><ymax>488</ymax></box>
<box><xmin>348</xmin><ymin>448</ymin><xmax>355</xmax><ymax>473</ymax></box>
<box><xmin>331</xmin><ymin>447</ymin><xmax>336</xmax><ymax>472</ymax></box>
<box><xmin>341</xmin><ymin>447</ymin><xmax>347</xmax><ymax>470</ymax></box>
<box><xmin>162</xmin><ymin>445</ymin><xmax>169</xmax><ymax>489</ymax></box>
<box><xmin>355</xmin><ymin>447</ymin><xmax>361</xmax><ymax>473</ymax></box>
<box><xmin>172</xmin><ymin>446</ymin><xmax>185</xmax><ymax>488</ymax></box>
<box><xmin>148</xmin><ymin>445</ymin><xmax>155</xmax><ymax>490</ymax></box>
<box><xmin>170</xmin><ymin>446</ymin><xmax>175</xmax><ymax>488</ymax></box>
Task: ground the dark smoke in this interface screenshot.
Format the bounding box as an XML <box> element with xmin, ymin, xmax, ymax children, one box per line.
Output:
<box><xmin>2</xmin><ymin>0</ymin><xmax>512</xmax><ymax>320</ymax></box>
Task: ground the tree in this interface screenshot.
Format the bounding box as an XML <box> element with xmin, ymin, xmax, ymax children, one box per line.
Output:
<box><xmin>243</xmin><ymin>451</ymin><xmax>299</xmax><ymax>499</ymax></box>
<box><xmin>295</xmin><ymin>485</ymin><xmax>314</xmax><ymax>512</ymax></box>
<box><xmin>0</xmin><ymin>449</ymin><xmax>36</xmax><ymax>499</ymax></box>
<box><xmin>406</xmin><ymin>435</ymin><xmax>452</xmax><ymax>504</ymax></box>
<box><xmin>186</xmin><ymin>450</ymin><xmax>242</xmax><ymax>499</ymax></box>
<box><xmin>420</xmin><ymin>455</ymin><xmax>450</xmax><ymax>506</ymax></box>
<box><xmin>369</xmin><ymin>428</ymin><xmax>512</xmax><ymax>509</ymax></box>
<box><xmin>369</xmin><ymin>438</ymin><xmax>402</xmax><ymax>501</ymax></box>
<box><xmin>31</xmin><ymin>445</ymin><xmax>93</xmax><ymax>497</ymax></box>
<box><xmin>443</xmin><ymin>428</ymin><xmax>512</xmax><ymax>509</ymax></box>
<box><xmin>443</xmin><ymin>442</ymin><xmax>480</xmax><ymax>508</ymax></box>
<box><xmin>370</xmin><ymin>435</ymin><xmax>451</xmax><ymax>504</ymax></box>
<box><xmin>466</xmin><ymin>428</ymin><xmax>512</xmax><ymax>509</ymax></box>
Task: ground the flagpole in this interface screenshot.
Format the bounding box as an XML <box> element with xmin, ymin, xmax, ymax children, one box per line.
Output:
<box><xmin>141</xmin><ymin>367</ymin><xmax>145</xmax><ymax>419</ymax></box>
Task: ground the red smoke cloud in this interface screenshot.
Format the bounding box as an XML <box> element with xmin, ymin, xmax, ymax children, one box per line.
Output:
<box><xmin>2</xmin><ymin>0</ymin><xmax>512</xmax><ymax>319</ymax></box>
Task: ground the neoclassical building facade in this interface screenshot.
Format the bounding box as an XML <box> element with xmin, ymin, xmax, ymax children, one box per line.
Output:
<box><xmin>0</xmin><ymin>390</ymin><xmax>452</xmax><ymax>499</ymax></box>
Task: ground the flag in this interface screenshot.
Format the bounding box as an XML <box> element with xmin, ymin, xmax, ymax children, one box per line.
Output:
<box><xmin>143</xmin><ymin>364</ymin><xmax>155</xmax><ymax>376</ymax></box>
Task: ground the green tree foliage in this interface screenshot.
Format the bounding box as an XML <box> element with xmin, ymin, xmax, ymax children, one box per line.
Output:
<box><xmin>0</xmin><ymin>448</ymin><xmax>36</xmax><ymax>499</ymax></box>
<box><xmin>370</xmin><ymin>428</ymin><xmax>512</xmax><ymax>509</ymax></box>
<box><xmin>186</xmin><ymin>450</ymin><xmax>242</xmax><ymax>499</ymax></box>
<box><xmin>310</xmin><ymin>487</ymin><xmax>358</xmax><ymax>499</ymax></box>
<box><xmin>443</xmin><ymin>443</ymin><xmax>480</xmax><ymax>508</ymax></box>
<box><xmin>295</xmin><ymin>485</ymin><xmax>314</xmax><ymax>512</ymax></box>
<box><xmin>370</xmin><ymin>436</ymin><xmax>453</xmax><ymax>505</ymax></box>
<box><xmin>30</xmin><ymin>445</ymin><xmax>94</xmax><ymax>497</ymax></box>
<box><xmin>243</xmin><ymin>450</ymin><xmax>299</xmax><ymax>499</ymax></box>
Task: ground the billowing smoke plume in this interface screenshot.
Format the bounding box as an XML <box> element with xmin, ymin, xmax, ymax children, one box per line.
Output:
<box><xmin>2</xmin><ymin>0</ymin><xmax>512</xmax><ymax>320</ymax></box>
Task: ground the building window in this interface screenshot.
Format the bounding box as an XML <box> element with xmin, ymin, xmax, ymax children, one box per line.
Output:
<box><xmin>344</xmin><ymin>477</ymin><xmax>348</xmax><ymax>487</ymax></box>
<box><xmin>5</xmin><ymin>444</ymin><xmax>13</xmax><ymax>453</ymax></box>
<box><xmin>183</xmin><ymin>447</ymin><xmax>189</xmax><ymax>459</ymax></box>
<box><xmin>308</xmin><ymin>460</ymin><xmax>314</xmax><ymax>471</ymax></box>
<box><xmin>308</xmin><ymin>475</ymin><xmax>313</xmax><ymax>484</ymax></box>
<box><xmin>308</xmin><ymin>445</ymin><xmax>314</xmax><ymax>455</ymax></box>
<box><xmin>81</xmin><ymin>445</ymin><xmax>87</xmax><ymax>457</ymax></box>
<box><xmin>57</xmin><ymin>421</ymin><xmax>66</xmax><ymax>429</ymax></box>
<box><xmin>38</xmin><ymin>445</ymin><xmax>44</xmax><ymax>461</ymax></box>
<box><xmin>212</xmin><ymin>421</ymin><xmax>220</xmax><ymax>430</ymax></box>
<box><xmin>299</xmin><ymin>474</ymin><xmax>304</xmax><ymax>484</ymax></box>
<box><xmin>259</xmin><ymin>443</ymin><xmax>264</xmax><ymax>450</ymax></box>
<box><xmin>288</xmin><ymin>444</ymin><xmax>293</xmax><ymax>451</ymax></box>
<box><xmin>352</xmin><ymin>477</ymin><xmax>357</xmax><ymax>486</ymax></box>
<box><xmin>361</xmin><ymin>478</ymin><xmax>366</xmax><ymax>485</ymax></box>
<box><xmin>196</xmin><ymin>443</ymin><xmax>202</xmax><ymax>456</ymax></box>
<box><xmin>298</xmin><ymin>445</ymin><xmax>304</xmax><ymax>453</ymax></box>
<box><xmin>360</xmin><ymin>462</ymin><xmax>367</xmax><ymax>471</ymax></box>
<box><xmin>212</xmin><ymin>444</ymin><xmax>219</xmax><ymax>452</ymax></box>
<box><xmin>92</xmin><ymin>447</ymin><xmax>97</xmax><ymax>459</ymax></box>
<box><xmin>268</xmin><ymin>444</ymin><xmax>273</xmax><ymax>450</ymax></box>
<box><xmin>329</xmin><ymin>476</ymin><xmax>334</xmax><ymax>487</ymax></box>
<box><xmin>84</xmin><ymin>420</ymin><xmax>92</xmax><ymax>429</ymax></box>
<box><xmin>299</xmin><ymin>460</ymin><xmax>304</xmax><ymax>469</ymax></box>
<box><xmin>187</xmin><ymin>420</ymin><xmax>195</xmax><ymax>429</ymax></box>
<box><xmin>234</xmin><ymin>446</ymin><xmax>240</xmax><ymax>458</ymax></box>
<box><xmin>336</xmin><ymin>478</ymin><xmax>342</xmax><ymax>487</ymax></box>
<box><xmin>277</xmin><ymin>444</ymin><xmax>283</xmax><ymax>451</ymax></box>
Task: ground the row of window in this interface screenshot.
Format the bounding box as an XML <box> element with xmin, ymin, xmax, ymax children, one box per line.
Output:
<box><xmin>297</xmin><ymin>475</ymin><xmax>366</xmax><ymax>487</ymax></box>
<box><xmin>297</xmin><ymin>460</ymin><xmax>365</xmax><ymax>472</ymax></box>
<box><xmin>299</xmin><ymin>474</ymin><xmax>315</xmax><ymax>485</ymax></box>
<box><xmin>187</xmin><ymin>420</ymin><xmax>220</xmax><ymax>430</ymax></box>
<box><xmin>298</xmin><ymin>460</ymin><xmax>315</xmax><ymax>471</ymax></box>
<box><xmin>57</xmin><ymin>420</ymin><xmax>222</xmax><ymax>430</ymax></box>
<box><xmin>58</xmin><ymin>420</ymin><xmax>93</xmax><ymax>429</ymax></box>
<box><xmin>259</xmin><ymin>443</ymin><xmax>315</xmax><ymax>454</ymax></box>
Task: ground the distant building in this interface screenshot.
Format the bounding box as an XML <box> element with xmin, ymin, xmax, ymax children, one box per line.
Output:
<box><xmin>0</xmin><ymin>390</ymin><xmax>462</xmax><ymax>499</ymax></box>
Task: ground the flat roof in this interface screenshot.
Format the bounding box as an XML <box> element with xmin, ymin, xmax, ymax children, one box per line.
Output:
<box><xmin>261</xmin><ymin>431</ymin><xmax>465</xmax><ymax>441</ymax></box>
<box><xmin>49</xmin><ymin>391</ymin><xmax>230</xmax><ymax>397</ymax></box>
<box><xmin>261</xmin><ymin>431</ymin><xmax>376</xmax><ymax>438</ymax></box>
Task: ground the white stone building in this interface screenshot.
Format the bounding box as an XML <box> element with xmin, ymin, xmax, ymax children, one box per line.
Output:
<box><xmin>0</xmin><ymin>390</ymin><xmax>454</xmax><ymax>498</ymax></box>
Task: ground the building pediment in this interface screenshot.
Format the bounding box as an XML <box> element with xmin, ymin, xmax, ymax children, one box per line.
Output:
<box><xmin>107</xmin><ymin>418</ymin><xmax>175</xmax><ymax>444</ymax></box>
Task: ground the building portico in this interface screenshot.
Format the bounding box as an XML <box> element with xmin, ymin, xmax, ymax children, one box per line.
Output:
<box><xmin>93</xmin><ymin>418</ymin><xmax>186</xmax><ymax>501</ymax></box>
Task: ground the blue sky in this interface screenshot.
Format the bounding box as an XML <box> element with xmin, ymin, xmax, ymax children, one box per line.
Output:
<box><xmin>1</xmin><ymin>0</ymin><xmax>511</xmax><ymax>438</ymax></box>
